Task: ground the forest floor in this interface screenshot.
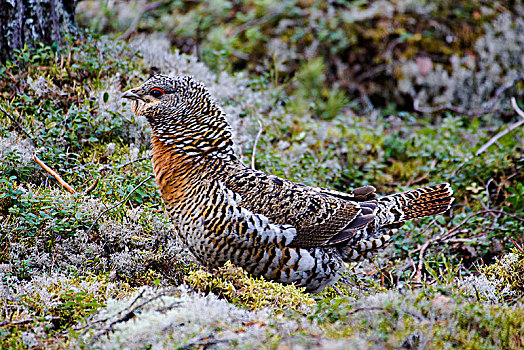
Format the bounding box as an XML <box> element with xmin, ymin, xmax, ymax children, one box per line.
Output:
<box><xmin>1</xmin><ymin>1</ymin><xmax>524</xmax><ymax>348</ymax></box>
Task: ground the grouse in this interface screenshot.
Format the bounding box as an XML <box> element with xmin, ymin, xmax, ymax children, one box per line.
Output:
<box><xmin>122</xmin><ymin>75</ymin><xmax>454</xmax><ymax>292</ymax></box>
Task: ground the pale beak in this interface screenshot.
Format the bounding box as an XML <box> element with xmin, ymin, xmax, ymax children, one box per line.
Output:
<box><xmin>121</xmin><ymin>89</ymin><xmax>143</xmax><ymax>101</ymax></box>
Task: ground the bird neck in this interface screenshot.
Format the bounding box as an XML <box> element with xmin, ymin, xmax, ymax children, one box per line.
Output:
<box><xmin>148</xmin><ymin>102</ymin><xmax>243</xmax><ymax>204</ymax></box>
<box><xmin>150</xmin><ymin>126</ymin><xmax>237</xmax><ymax>162</ymax></box>
<box><xmin>148</xmin><ymin>102</ymin><xmax>236</xmax><ymax>158</ymax></box>
<box><xmin>150</xmin><ymin>127</ymin><xmax>241</xmax><ymax>205</ymax></box>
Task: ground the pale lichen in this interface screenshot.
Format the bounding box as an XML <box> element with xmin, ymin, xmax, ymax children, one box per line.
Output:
<box><xmin>460</xmin><ymin>250</ymin><xmax>524</xmax><ymax>303</ymax></box>
<box><xmin>396</xmin><ymin>13</ymin><xmax>524</xmax><ymax>112</ymax></box>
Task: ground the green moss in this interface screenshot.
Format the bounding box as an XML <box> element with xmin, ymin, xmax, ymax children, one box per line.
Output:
<box><xmin>478</xmin><ymin>249</ymin><xmax>524</xmax><ymax>302</ymax></box>
<box><xmin>307</xmin><ymin>288</ymin><xmax>524</xmax><ymax>348</ymax></box>
<box><xmin>186</xmin><ymin>261</ymin><xmax>316</xmax><ymax>311</ymax></box>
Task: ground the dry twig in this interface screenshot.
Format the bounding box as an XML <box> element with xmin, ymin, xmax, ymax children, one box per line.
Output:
<box><xmin>83</xmin><ymin>177</ymin><xmax>99</xmax><ymax>195</ymax></box>
<box><xmin>413</xmin><ymin>209</ymin><xmax>524</xmax><ymax>256</ymax></box>
<box><xmin>86</xmin><ymin>175</ymin><xmax>153</xmax><ymax>234</ymax></box>
<box><xmin>513</xmin><ymin>96</ymin><xmax>524</xmax><ymax>119</ymax></box>
<box><xmin>179</xmin><ymin>334</ymin><xmax>227</xmax><ymax>350</ymax></box>
<box><xmin>0</xmin><ymin>316</ymin><xmax>60</xmax><ymax>329</ymax></box>
<box><xmin>76</xmin><ymin>289</ymin><xmax>148</xmax><ymax>337</ymax></box>
<box><xmin>88</xmin><ymin>289</ymin><xmax>146</xmax><ymax>342</ymax></box>
<box><xmin>405</xmin><ymin>160</ymin><xmax>436</xmax><ymax>187</ymax></box>
<box><xmin>451</xmin><ymin>96</ymin><xmax>524</xmax><ymax>176</ymax></box>
<box><xmin>83</xmin><ymin>289</ymin><xmax>181</xmax><ymax>344</ymax></box>
<box><xmin>0</xmin><ymin>318</ymin><xmax>38</xmax><ymax>327</ymax></box>
<box><xmin>411</xmin><ymin>209</ymin><xmax>524</xmax><ymax>280</ymax></box>
<box><xmin>0</xmin><ymin>105</ymin><xmax>35</xmax><ymax>143</ymax></box>
<box><xmin>508</xmin><ymin>237</ymin><xmax>524</xmax><ymax>255</ymax></box>
<box><xmin>475</xmin><ymin>97</ymin><xmax>524</xmax><ymax>156</ymax></box>
<box><xmin>251</xmin><ymin>119</ymin><xmax>263</xmax><ymax>170</ymax></box>
<box><xmin>415</xmin><ymin>239</ymin><xmax>432</xmax><ymax>281</ymax></box>
<box><xmin>33</xmin><ymin>153</ymin><xmax>76</xmax><ymax>194</ymax></box>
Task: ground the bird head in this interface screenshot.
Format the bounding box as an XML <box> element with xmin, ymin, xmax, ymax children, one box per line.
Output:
<box><xmin>122</xmin><ymin>75</ymin><xmax>212</xmax><ymax>120</ymax></box>
<box><xmin>122</xmin><ymin>75</ymin><xmax>234</xmax><ymax>155</ymax></box>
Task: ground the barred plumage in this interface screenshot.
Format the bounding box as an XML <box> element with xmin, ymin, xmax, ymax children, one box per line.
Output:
<box><xmin>122</xmin><ymin>75</ymin><xmax>454</xmax><ymax>292</ymax></box>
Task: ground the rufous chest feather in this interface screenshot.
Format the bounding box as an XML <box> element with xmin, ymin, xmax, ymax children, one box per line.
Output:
<box><xmin>151</xmin><ymin>138</ymin><xmax>204</xmax><ymax>205</ymax></box>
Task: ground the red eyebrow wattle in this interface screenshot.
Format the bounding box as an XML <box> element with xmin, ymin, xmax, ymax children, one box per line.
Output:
<box><xmin>150</xmin><ymin>87</ymin><xmax>165</xmax><ymax>95</ymax></box>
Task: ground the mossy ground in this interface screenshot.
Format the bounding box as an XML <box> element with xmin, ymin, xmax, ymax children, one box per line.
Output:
<box><xmin>1</xmin><ymin>1</ymin><xmax>524</xmax><ymax>348</ymax></box>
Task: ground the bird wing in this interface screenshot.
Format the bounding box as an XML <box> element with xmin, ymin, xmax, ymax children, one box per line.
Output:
<box><xmin>311</xmin><ymin>185</ymin><xmax>377</xmax><ymax>201</ymax></box>
<box><xmin>223</xmin><ymin>167</ymin><xmax>377</xmax><ymax>248</ymax></box>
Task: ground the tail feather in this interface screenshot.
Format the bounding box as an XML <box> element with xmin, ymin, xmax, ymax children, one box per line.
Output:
<box><xmin>338</xmin><ymin>183</ymin><xmax>453</xmax><ymax>262</ymax></box>
<box><xmin>377</xmin><ymin>183</ymin><xmax>454</xmax><ymax>224</ymax></box>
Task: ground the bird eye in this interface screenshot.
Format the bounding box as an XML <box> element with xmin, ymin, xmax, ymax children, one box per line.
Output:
<box><xmin>149</xmin><ymin>87</ymin><xmax>165</xmax><ymax>98</ymax></box>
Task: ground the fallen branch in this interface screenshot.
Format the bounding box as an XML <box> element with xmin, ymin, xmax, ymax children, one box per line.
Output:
<box><xmin>86</xmin><ymin>174</ymin><xmax>153</xmax><ymax>234</ymax></box>
<box><xmin>414</xmin><ymin>100</ymin><xmax>479</xmax><ymax>116</ymax></box>
<box><xmin>0</xmin><ymin>316</ymin><xmax>60</xmax><ymax>328</ymax></box>
<box><xmin>355</xmin><ymin>64</ymin><xmax>387</xmax><ymax>83</ymax></box>
<box><xmin>405</xmin><ymin>171</ymin><xmax>429</xmax><ymax>187</ymax></box>
<box><xmin>475</xmin><ymin>97</ymin><xmax>524</xmax><ymax>156</ymax></box>
<box><xmin>0</xmin><ymin>105</ymin><xmax>35</xmax><ymax>144</ymax></box>
<box><xmin>251</xmin><ymin>119</ymin><xmax>263</xmax><ymax>170</ymax></box>
<box><xmin>86</xmin><ymin>157</ymin><xmax>149</xmax><ymax>179</ymax></box>
<box><xmin>412</xmin><ymin>209</ymin><xmax>523</xmax><ymax>257</ymax></box>
<box><xmin>451</xmin><ymin>96</ymin><xmax>524</xmax><ymax>176</ymax></box>
<box><xmin>408</xmin><ymin>216</ymin><xmax>440</xmax><ymax>281</ymax></box>
<box><xmin>415</xmin><ymin>239</ymin><xmax>432</xmax><ymax>282</ymax></box>
<box><xmin>179</xmin><ymin>334</ymin><xmax>227</xmax><ymax>350</ymax></box>
<box><xmin>0</xmin><ymin>318</ymin><xmax>35</xmax><ymax>327</ymax></box>
<box><xmin>76</xmin><ymin>288</ymin><xmax>147</xmax><ymax>338</ymax></box>
<box><xmin>410</xmin><ymin>209</ymin><xmax>524</xmax><ymax>280</ymax></box>
<box><xmin>88</xmin><ymin>289</ymin><xmax>146</xmax><ymax>343</ymax></box>
<box><xmin>350</xmin><ymin>306</ymin><xmax>387</xmax><ymax>314</ymax></box>
<box><xmin>83</xmin><ymin>177</ymin><xmax>99</xmax><ymax>195</ymax></box>
<box><xmin>405</xmin><ymin>160</ymin><xmax>436</xmax><ymax>187</ymax></box>
<box><xmin>86</xmin><ymin>289</ymin><xmax>178</xmax><ymax>344</ymax></box>
<box><xmin>508</xmin><ymin>237</ymin><xmax>524</xmax><ymax>255</ymax></box>
<box><xmin>331</xmin><ymin>285</ymin><xmax>344</xmax><ymax>296</ymax></box>
<box><xmin>511</xmin><ymin>96</ymin><xmax>524</xmax><ymax>119</ymax></box>
<box><xmin>443</xmin><ymin>210</ymin><xmax>524</xmax><ymax>246</ymax></box>
<box><xmin>33</xmin><ymin>153</ymin><xmax>76</xmax><ymax>194</ymax></box>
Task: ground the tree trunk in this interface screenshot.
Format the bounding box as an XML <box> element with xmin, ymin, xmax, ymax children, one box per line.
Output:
<box><xmin>0</xmin><ymin>0</ymin><xmax>78</xmax><ymax>62</ymax></box>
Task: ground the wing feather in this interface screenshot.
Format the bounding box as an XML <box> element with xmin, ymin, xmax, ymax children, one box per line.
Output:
<box><xmin>223</xmin><ymin>166</ymin><xmax>375</xmax><ymax>247</ymax></box>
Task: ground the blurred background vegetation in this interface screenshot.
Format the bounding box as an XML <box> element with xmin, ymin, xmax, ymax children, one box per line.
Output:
<box><xmin>1</xmin><ymin>0</ymin><xmax>523</xmax><ymax>348</ymax></box>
